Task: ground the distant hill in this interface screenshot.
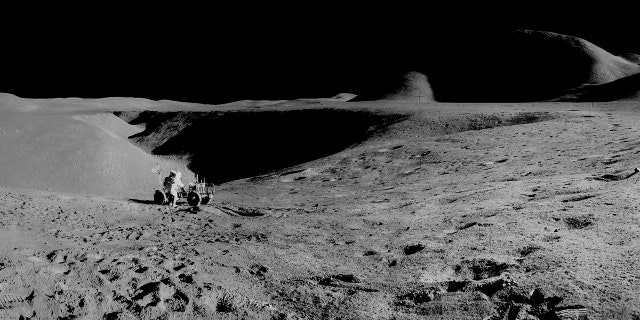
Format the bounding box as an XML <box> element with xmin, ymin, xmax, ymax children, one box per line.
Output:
<box><xmin>372</xmin><ymin>30</ymin><xmax>640</xmax><ymax>102</ymax></box>
<box><xmin>0</xmin><ymin>94</ymin><xmax>194</xmax><ymax>198</ymax></box>
<box><xmin>505</xmin><ymin>30</ymin><xmax>639</xmax><ymax>99</ymax></box>
<box><xmin>354</xmin><ymin>71</ymin><xmax>433</xmax><ymax>102</ymax></box>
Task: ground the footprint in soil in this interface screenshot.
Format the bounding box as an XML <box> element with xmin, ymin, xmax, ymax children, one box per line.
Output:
<box><xmin>130</xmin><ymin>279</ymin><xmax>190</xmax><ymax>312</ymax></box>
<box><xmin>127</xmin><ymin>232</ymin><xmax>142</xmax><ymax>240</ymax></box>
<box><xmin>178</xmin><ymin>273</ymin><xmax>194</xmax><ymax>283</ymax></box>
<box><xmin>564</xmin><ymin>214</ymin><xmax>595</xmax><ymax>229</ymax></box>
<box><xmin>46</xmin><ymin>250</ymin><xmax>67</xmax><ymax>264</ymax></box>
<box><xmin>249</xmin><ymin>264</ymin><xmax>268</xmax><ymax>279</ymax></box>
<box><xmin>98</xmin><ymin>268</ymin><xmax>121</xmax><ymax>282</ymax></box>
<box><xmin>315</xmin><ymin>274</ymin><xmax>360</xmax><ymax>286</ymax></box>
<box><xmin>135</xmin><ymin>266</ymin><xmax>148</xmax><ymax>274</ymax></box>
<box><xmin>28</xmin><ymin>250</ymin><xmax>71</xmax><ymax>275</ymax></box>
<box><xmin>363</xmin><ymin>250</ymin><xmax>378</xmax><ymax>256</ymax></box>
<box><xmin>161</xmin><ymin>259</ymin><xmax>190</xmax><ymax>274</ymax></box>
<box><xmin>404</xmin><ymin>256</ymin><xmax>587</xmax><ymax>319</ymax></box>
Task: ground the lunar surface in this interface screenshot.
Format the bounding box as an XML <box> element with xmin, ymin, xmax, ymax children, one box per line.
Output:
<box><xmin>2</xmin><ymin>30</ymin><xmax>640</xmax><ymax>320</ymax></box>
<box><xmin>2</xmin><ymin>92</ymin><xmax>640</xmax><ymax>319</ymax></box>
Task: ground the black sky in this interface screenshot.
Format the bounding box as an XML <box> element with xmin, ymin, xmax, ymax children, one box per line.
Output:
<box><xmin>1</xmin><ymin>5</ymin><xmax>637</xmax><ymax>104</ymax></box>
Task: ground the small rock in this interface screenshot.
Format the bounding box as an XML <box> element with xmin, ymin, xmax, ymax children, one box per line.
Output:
<box><xmin>403</xmin><ymin>244</ymin><xmax>425</xmax><ymax>255</ymax></box>
<box><xmin>363</xmin><ymin>250</ymin><xmax>378</xmax><ymax>256</ymax></box>
<box><xmin>529</xmin><ymin>288</ymin><xmax>545</xmax><ymax>305</ymax></box>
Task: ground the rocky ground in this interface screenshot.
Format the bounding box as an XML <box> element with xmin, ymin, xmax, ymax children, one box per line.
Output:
<box><xmin>2</xmin><ymin>101</ymin><xmax>640</xmax><ymax>319</ymax></box>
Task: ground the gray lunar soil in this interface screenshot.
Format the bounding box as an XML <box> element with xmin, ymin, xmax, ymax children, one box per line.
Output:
<box><xmin>1</xmin><ymin>98</ymin><xmax>640</xmax><ymax>319</ymax></box>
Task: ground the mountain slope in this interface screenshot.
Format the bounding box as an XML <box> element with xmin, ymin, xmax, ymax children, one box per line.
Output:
<box><xmin>0</xmin><ymin>94</ymin><xmax>193</xmax><ymax>197</ymax></box>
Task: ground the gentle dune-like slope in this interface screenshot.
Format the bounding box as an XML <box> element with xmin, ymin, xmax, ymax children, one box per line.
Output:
<box><xmin>552</xmin><ymin>72</ymin><xmax>640</xmax><ymax>102</ymax></box>
<box><xmin>510</xmin><ymin>30</ymin><xmax>640</xmax><ymax>85</ymax></box>
<box><xmin>297</xmin><ymin>93</ymin><xmax>358</xmax><ymax>102</ymax></box>
<box><xmin>495</xmin><ymin>30</ymin><xmax>640</xmax><ymax>101</ymax></box>
<box><xmin>621</xmin><ymin>53</ymin><xmax>640</xmax><ymax>64</ymax></box>
<box><xmin>0</xmin><ymin>94</ymin><xmax>194</xmax><ymax>198</ymax></box>
<box><xmin>329</xmin><ymin>92</ymin><xmax>358</xmax><ymax>101</ymax></box>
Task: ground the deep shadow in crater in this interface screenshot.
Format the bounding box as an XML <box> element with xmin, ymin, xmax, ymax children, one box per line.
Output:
<box><xmin>117</xmin><ymin>109</ymin><xmax>406</xmax><ymax>184</ymax></box>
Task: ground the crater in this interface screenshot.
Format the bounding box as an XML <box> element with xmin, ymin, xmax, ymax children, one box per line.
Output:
<box><xmin>114</xmin><ymin>109</ymin><xmax>556</xmax><ymax>184</ymax></box>
<box><xmin>115</xmin><ymin>109</ymin><xmax>405</xmax><ymax>184</ymax></box>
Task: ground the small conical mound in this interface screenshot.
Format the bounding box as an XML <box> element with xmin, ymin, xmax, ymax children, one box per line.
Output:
<box><xmin>354</xmin><ymin>71</ymin><xmax>433</xmax><ymax>102</ymax></box>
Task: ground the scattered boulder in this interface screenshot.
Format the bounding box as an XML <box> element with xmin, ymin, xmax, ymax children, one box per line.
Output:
<box><xmin>529</xmin><ymin>288</ymin><xmax>546</xmax><ymax>306</ymax></box>
<box><xmin>403</xmin><ymin>244</ymin><xmax>425</xmax><ymax>255</ymax></box>
<box><xmin>455</xmin><ymin>258</ymin><xmax>516</xmax><ymax>280</ymax></box>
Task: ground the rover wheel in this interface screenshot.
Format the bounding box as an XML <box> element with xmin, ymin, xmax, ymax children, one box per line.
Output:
<box><xmin>154</xmin><ymin>190</ymin><xmax>167</xmax><ymax>205</ymax></box>
<box><xmin>201</xmin><ymin>195</ymin><xmax>211</xmax><ymax>205</ymax></box>
<box><xmin>187</xmin><ymin>191</ymin><xmax>201</xmax><ymax>207</ymax></box>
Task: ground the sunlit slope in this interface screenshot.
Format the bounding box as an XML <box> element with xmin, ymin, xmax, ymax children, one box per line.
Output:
<box><xmin>0</xmin><ymin>96</ymin><xmax>193</xmax><ymax>197</ymax></box>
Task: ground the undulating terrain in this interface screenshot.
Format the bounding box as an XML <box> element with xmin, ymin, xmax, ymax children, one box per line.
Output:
<box><xmin>2</xmin><ymin>30</ymin><xmax>640</xmax><ymax>320</ymax></box>
<box><xmin>2</xmin><ymin>93</ymin><xmax>640</xmax><ymax>319</ymax></box>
